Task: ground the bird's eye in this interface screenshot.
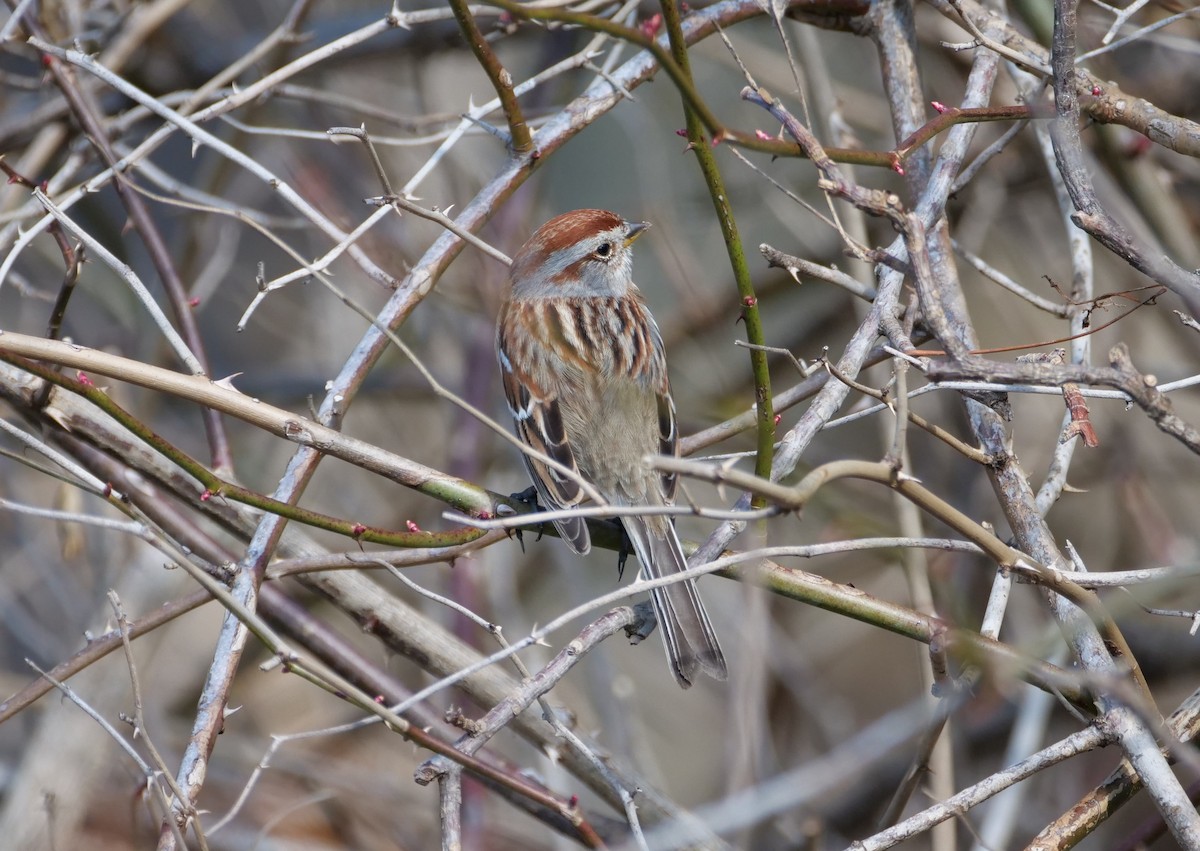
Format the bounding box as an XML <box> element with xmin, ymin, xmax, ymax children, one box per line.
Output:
<box><xmin>594</xmin><ymin>241</ymin><xmax>613</xmax><ymax>259</ymax></box>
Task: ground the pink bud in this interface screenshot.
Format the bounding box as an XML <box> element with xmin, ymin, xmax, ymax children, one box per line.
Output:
<box><xmin>931</xmin><ymin>101</ymin><xmax>947</xmax><ymax>113</ymax></box>
<box><xmin>755</xmin><ymin>129</ymin><xmax>773</xmax><ymax>141</ymax></box>
<box><xmin>1126</xmin><ymin>135</ymin><xmax>1151</xmax><ymax>158</ymax></box>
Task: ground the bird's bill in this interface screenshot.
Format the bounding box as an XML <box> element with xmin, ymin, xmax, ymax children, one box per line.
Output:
<box><xmin>624</xmin><ymin>221</ymin><xmax>651</xmax><ymax>247</ymax></box>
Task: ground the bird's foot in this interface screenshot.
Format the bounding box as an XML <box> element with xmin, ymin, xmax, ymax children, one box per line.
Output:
<box><xmin>508</xmin><ymin>486</ymin><xmax>546</xmax><ymax>552</ymax></box>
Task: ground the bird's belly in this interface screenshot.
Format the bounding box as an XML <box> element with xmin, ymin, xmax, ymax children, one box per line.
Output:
<box><xmin>561</xmin><ymin>380</ymin><xmax>658</xmax><ymax>500</ymax></box>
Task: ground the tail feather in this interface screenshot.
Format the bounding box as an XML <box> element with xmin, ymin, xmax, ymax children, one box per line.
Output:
<box><xmin>622</xmin><ymin>516</ymin><xmax>727</xmax><ymax>688</ymax></box>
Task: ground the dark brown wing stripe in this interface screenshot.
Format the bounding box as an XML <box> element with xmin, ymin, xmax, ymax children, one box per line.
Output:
<box><xmin>657</xmin><ymin>393</ymin><xmax>679</xmax><ymax>500</ymax></box>
<box><xmin>542</xmin><ymin>398</ymin><xmax>567</xmax><ymax>446</ymax></box>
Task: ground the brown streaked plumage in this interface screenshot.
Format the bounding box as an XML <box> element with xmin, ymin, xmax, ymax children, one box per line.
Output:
<box><xmin>496</xmin><ymin>209</ymin><xmax>727</xmax><ymax>688</ymax></box>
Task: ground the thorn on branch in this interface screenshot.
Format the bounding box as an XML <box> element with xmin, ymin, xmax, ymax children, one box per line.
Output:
<box><xmin>1172</xmin><ymin>310</ymin><xmax>1200</xmax><ymax>334</ymax></box>
<box><xmin>582</xmin><ymin>60</ymin><xmax>637</xmax><ymax>103</ymax></box>
<box><xmin>461</xmin><ymin>112</ymin><xmax>512</xmax><ymax>146</ymax></box>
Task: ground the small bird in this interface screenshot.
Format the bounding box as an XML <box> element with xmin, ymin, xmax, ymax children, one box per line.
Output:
<box><xmin>496</xmin><ymin>209</ymin><xmax>728</xmax><ymax>688</ymax></box>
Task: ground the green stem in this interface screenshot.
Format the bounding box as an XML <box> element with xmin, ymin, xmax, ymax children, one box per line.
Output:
<box><xmin>449</xmin><ymin>0</ymin><xmax>533</xmax><ymax>153</ymax></box>
<box><xmin>658</xmin><ymin>0</ymin><xmax>775</xmax><ymax>488</ymax></box>
<box><xmin>5</xmin><ymin>353</ymin><xmax>486</xmax><ymax>548</ymax></box>
<box><xmin>481</xmin><ymin>0</ymin><xmax>1030</xmax><ymax>170</ymax></box>
<box><xmin>484</xmin><ymin>0</ymin><xmax>722</xmax><ymax>132</ymax></box>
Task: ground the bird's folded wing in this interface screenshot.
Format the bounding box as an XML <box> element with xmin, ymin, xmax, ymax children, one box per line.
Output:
<box><xmin>498</xmin><ymin>341</ymin><xmax>591</xmax><ymax>553</ymax></box>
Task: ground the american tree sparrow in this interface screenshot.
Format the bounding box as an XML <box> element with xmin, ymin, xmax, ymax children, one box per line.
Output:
<box><xmin>496</xmin><ymin>209</ymin><xmax>728</xmax><ymax>688</ymax></box>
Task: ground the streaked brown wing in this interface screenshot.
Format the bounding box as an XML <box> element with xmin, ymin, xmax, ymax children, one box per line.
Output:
<box><xmin>642</xmin><ymin>304</ymin><xmax>679</xmax><ymax>502</ymax></box>
<box><xmin>497</xmin><ymin>322</ymin><xmax>590</xmax><ymax>553</ymax></box>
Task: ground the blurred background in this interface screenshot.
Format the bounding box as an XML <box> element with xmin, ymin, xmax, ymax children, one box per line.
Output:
<box><xmin>1</xmin><ymin>0</ymin><xmax>1199</xmax><ymax>848</ymax></box>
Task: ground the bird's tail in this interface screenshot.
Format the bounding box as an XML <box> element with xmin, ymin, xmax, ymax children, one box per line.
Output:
<box><xmin>623</xmin><ymin>516</ymin><xmax>727</xmax><ymax>688</ymax></box>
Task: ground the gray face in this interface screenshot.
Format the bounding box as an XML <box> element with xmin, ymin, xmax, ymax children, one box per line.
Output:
<box><xmin>508</xmin><ymin>209</ymin><xmax>648</xmax><ymax>300</ymax></box>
